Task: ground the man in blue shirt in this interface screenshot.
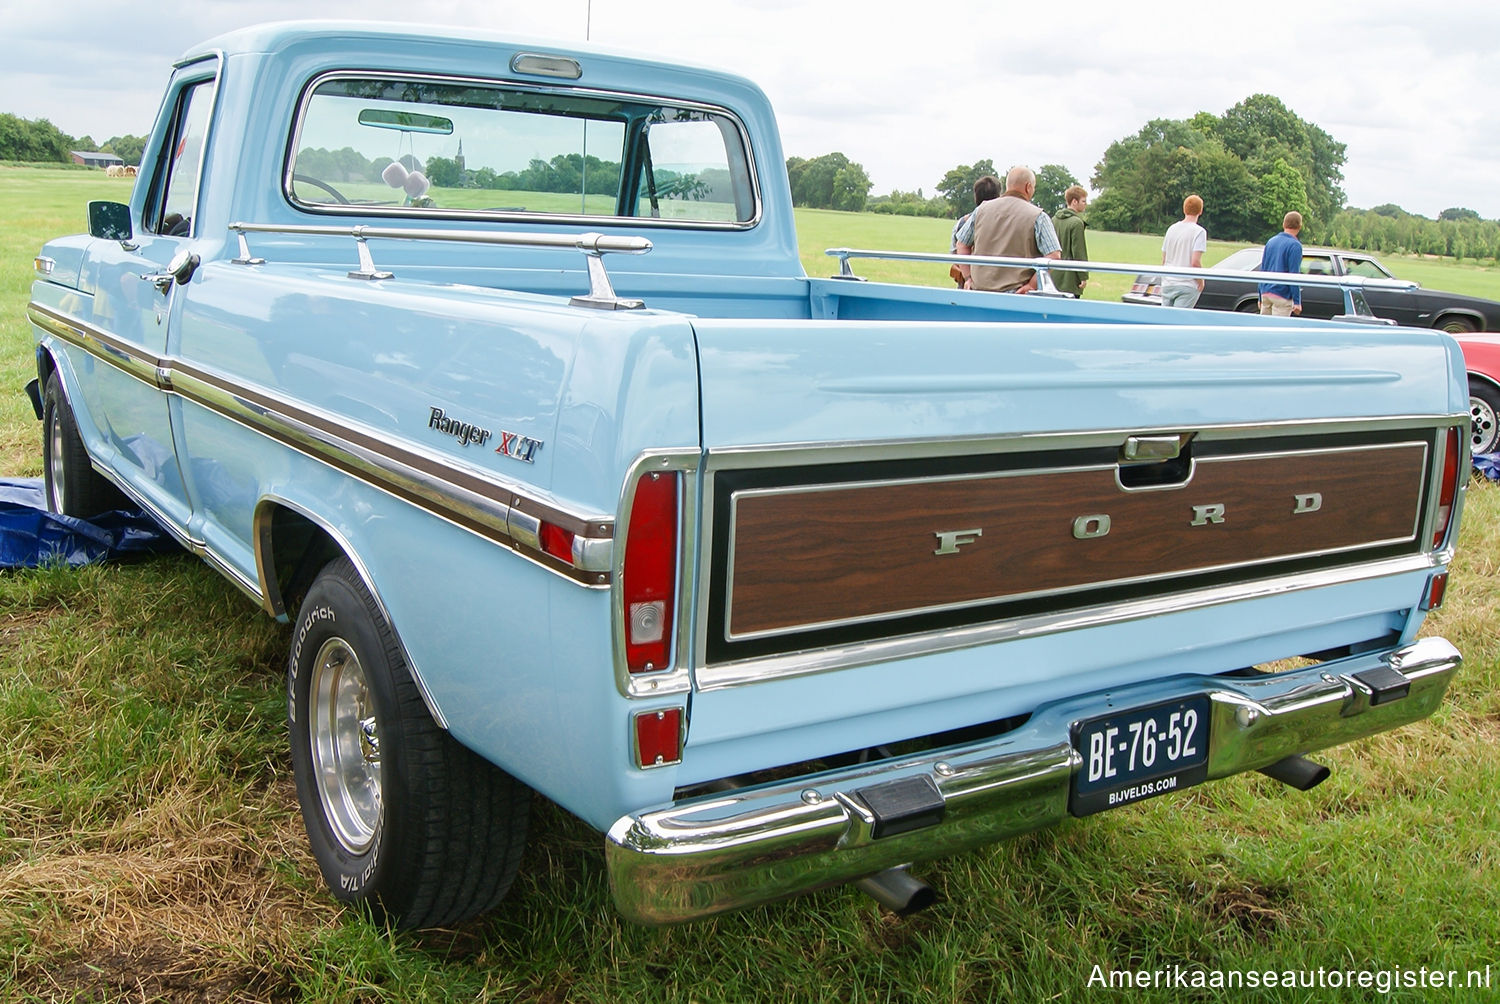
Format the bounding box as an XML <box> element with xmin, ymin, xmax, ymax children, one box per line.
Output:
<box><xmin>1258</xmin><ymin>211</ymin><xmax>1304</xmax><ymax>316</ymax></box>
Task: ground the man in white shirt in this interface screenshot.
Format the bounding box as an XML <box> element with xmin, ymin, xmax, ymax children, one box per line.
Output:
<box><xmin>1160</xmin><ymin>195</ymin><xmax>1208</xmax><ymax>308</ymax></box>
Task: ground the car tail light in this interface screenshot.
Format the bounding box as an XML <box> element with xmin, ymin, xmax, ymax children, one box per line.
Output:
<box><xmin>633</xmin><ymin>707</ymin><xmax>683</xmax><ymax>767</ymax></box>
<box><xmin>540</xmin><ymin>522</ymin><xmax>575</xmax><ymax>563</ymax></box>
<box><xmin>1431</xmin><ymin>426</ymin><xmax>1461</xmax><ymax>549</ymax></box>
<box><xmin>1422</xmin><ymin>572</ymin><xmax>1449</xmax><ymax>611</ymax></box>
<box><xmin>622</xmin><ymin>471</ymin><xmax>679</xmax><ymax>673</ymax></box>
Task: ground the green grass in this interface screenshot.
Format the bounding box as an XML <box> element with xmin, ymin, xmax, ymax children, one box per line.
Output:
<box><xmin>4</xmin><ymin>166</ymin><xmax>1500</xmax><ymax>1001</ymax></box>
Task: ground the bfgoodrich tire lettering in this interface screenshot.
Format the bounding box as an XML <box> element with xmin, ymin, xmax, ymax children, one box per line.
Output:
<box><xmin>288</xmin><ymin>556</ymin><xmax>530</xmax><ymax>929</ymax></box>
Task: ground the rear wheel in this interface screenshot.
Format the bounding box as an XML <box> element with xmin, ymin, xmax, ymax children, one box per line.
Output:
<box><xmin>1470</xmin><ymin>378</ymin><xmax>1500</xmax><ymax>456</ymax></box>
<box><xmin>288</xmin><ymin>556</ymin><xmax>530</xmax><ymax>929</ymax></box>
<box><xmin>41</xmin><ymin>373</ymin><xmax>126</xmax><ymax>517</ymax></box>
<box><xmin>1440</xmin><ymin>315</ymin><xmax>1478</xmax><ymax>334</ymax></box>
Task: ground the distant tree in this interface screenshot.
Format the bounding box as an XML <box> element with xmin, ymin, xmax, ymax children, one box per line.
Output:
<box><xmin>0</xmin><ymin>113</ymin><xmax>72</xmax><ymax>162</ymax></box>
<box><xmin>1089</xmin><ymin>96</ymin><xmax>1344</xmax><ymax>242</ymax></box>
<box><xmin>425</xmin><ymin>155</ymin><xmax>463</xmax><ymax>188</ymax></box>
<box><xmin>786</xmin><ymin>152</ymin><xmax>869</xmax><ymax>210</ymax></box>
<box><xmin>1440</xmin><ymin>207</ymin><xmax>1481</xmax><ymax>222</ymax></box>
<box><xmin>1257</xmin><ymin>157</ymin><xmax>1309</xmax><ymax>229</ymax></box>
<box><xmin>830</xmin><ymin>162</ymin><xmax>872</xmax><ymax>212</ymax></box>
<box><xmin>936</xmin><ymin>158</ymin><xmax>998</xmax><ymax>215</ymax></box>
<box><xmin>1033</xmin><ymin>164</ymin><xmax>1080</xmax><ymax>217</ymax></box>
<box><xmin>74</xmin><ymin>135</ymin><xmax>97</xmax><ymax>152</ymax></box>
<box><xmin>103</xmin><ymin>134</ymin><xmax>148</xmax><ymax>166</ymax></box>
<box><xmin>1371</xmin><ymin>203</ymin><xmax>1405</xmax><ymax>218</ymax></box>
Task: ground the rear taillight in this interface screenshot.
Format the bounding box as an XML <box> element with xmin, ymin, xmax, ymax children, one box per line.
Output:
<box><xmin>622</xmin><ymin>471</ymin><xmax>679</xmax><ymax>673</ymax></box>
<box><xmin>1431</xmin><ymin>426</ymin><xmax>1461</xmax><ymax>549</ymax></box>
<box><xmin>1423</xmin><ymin>572</ymin><xmax>1449</xmax><ymax>611</ymax></box>
<box><xmin>633</xmin><ymin>707</ymin><xmax>683</xmax><ymax>767</ymax></box>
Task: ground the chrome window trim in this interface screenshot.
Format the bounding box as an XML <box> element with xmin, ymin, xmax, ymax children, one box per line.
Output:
<box><xmin>283</xmin><ymin>70</ymin><xmax>763</xmax><ymax>231</ymax></box>
<box><xmin>696</xmin><ymin>551</ymin><xmax>1445</xmax><ymax>692</ymax></box>
<box><xmin>612</xmin><ymin>450</ymin><xmax>700</xmax><ymax>699</ymax></box>
<box><xmin>719</xmin><ymin>440</ymin><xmax>1430</xmax><ymax>643</ymax></box>
<box><xmin>27</xmin><ymin>300</ymin><xmax>613</xmax><ymax>589</ymax></box>
<box><xmin>152</xmin><ymin>56</ymin><xmax>223</xmax><ymax>240</ymax></box>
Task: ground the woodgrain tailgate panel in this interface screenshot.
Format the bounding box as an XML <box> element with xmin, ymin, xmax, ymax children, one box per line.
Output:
<box><xmin>726</xmin><ymin>443</ymin><xmax>1427</xmax><ymax>639</ymax></box>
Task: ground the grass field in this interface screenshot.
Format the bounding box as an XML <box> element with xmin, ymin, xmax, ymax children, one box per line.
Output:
<box><xmin>3</xmin><ymin>166</ymin><xmax>1500</xmax><ymax>1002</ymax></box>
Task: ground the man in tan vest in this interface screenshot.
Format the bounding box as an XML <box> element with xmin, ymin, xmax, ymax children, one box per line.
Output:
<box><xmin>953</xmin><ymin>166</ymin><xmax>1063</xmax><ymax>293</ymax></box>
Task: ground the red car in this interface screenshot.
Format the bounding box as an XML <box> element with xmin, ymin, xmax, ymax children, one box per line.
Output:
<box><xmin>1456</xmin><ymin>335</ymin><xmax>1500</xmax><ymax>454</ymax></box>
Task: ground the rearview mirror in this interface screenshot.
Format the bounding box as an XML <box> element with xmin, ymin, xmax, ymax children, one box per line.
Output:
<box><xmin>88</xmin><ymin>201</ymin><xmax>133</xmax><ymax>242</ymax></box>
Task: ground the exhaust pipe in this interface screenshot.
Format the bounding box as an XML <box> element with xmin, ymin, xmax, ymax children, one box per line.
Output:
<box><xmin>1257</xmin><ymin>754</ymin><xmax>1331</xmax><ymax>791</ymax></box>
<box><xmin>854</xmin><ymin>867</ymin><xmax>937</xmax><ymax>915</ymax></box>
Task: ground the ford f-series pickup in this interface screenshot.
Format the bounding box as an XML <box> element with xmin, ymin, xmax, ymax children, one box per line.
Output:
<box><xmin>26</xmin><ymin>22</ymin><xmax>1468</xmax><ymax>928</ymax></box>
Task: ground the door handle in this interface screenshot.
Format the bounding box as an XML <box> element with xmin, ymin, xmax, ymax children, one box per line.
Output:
<box><xmin>139</xmin><ymin>249</ymin><xmax>200</xmax><ymax>295</ymax></box>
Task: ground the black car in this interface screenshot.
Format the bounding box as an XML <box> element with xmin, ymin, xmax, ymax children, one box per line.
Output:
<box><xmin>1122</xmin><ymin>246</ymin><xmax>1500</xmax><ymax>333</ymax></box>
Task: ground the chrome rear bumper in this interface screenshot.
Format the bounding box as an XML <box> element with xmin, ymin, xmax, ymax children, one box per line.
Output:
<box><xmin>606</xmin><ymin>637</ymin><xmax>1459</xmax><ymax>924</ymax></box>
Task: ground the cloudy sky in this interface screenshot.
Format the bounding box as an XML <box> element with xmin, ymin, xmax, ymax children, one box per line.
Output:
<box><xmin>5</xmin><ymin>0</ymin><xmax>1497</xmax><ymax>220</ymax></box>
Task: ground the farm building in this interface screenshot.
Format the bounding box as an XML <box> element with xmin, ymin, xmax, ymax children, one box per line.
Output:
<box><xmin>70</xmin><ymin>150</ymin><xmax>124</xmax><ymax>169</ymax></box>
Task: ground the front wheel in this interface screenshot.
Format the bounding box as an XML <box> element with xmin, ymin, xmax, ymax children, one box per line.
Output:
<box><xmin>288</xmin><ymin>556</ymin><xmax>530</xmax><ymax>929</ymax></box>
<box><xmin>1235</xmin><ymin>299</ymin><xmax>1260</xmax><ymax>314</ymax></box>
<box><xmin>1470</xmin><ymin>378</ymin><xmax>1500</xmax><ymax>456</ymax></box>
<box><xmin>1441</xmin><ymin>315</ymin><xmax>1478</xmax><ymax>334</ymax></box>
<box><xmin>41</xmin><ymin>373</ymin><xmax>126</xmax><ymax>517</ymax></box>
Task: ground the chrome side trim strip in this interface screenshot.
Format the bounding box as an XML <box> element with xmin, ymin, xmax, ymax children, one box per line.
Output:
<box><xmin>29</xmin><ymin>302</ymin><xmax>162</xmax><ymax>388</ymax></box>
<box><xmin>696</xmin><ymin>551</ymin><xmax>1444</xmax><ymax>692</ymax></box>
<box><xmin>607</xmin><ymin>638</ymin><xmax>1460</xmax><ymax>924</ymax></box>
<box><xmin>720</xmin><ymin>440</ymin><xmax>1428</xmax><ymax>643</ymax></box>
<box><xmin>28</xmin><ymin>300</ymin><xmax>614</xmax><ymax>587</ymax></box>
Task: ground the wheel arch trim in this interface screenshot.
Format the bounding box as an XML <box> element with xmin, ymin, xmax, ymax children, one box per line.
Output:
<box><xmin>255</xmin><ymin>493</ymin><xmax>450</xmax><ymax>730</ymax></box>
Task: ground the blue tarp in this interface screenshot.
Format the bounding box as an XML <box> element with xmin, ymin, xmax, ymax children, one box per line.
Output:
<box><xmin>1474</xmin><ymin>453</ymin><xmax>1500</xmax><ymax>482</ymax></box>
<box><xmin>0</xmin><ymin>478</ymin><xmax>178</xmax><ymax>569</ymax></box>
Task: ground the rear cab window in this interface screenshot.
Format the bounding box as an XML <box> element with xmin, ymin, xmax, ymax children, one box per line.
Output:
<box><xmin>285</xmin><ymin>74</ymin><xmax>758</xmax><ymax>226</ymax></box>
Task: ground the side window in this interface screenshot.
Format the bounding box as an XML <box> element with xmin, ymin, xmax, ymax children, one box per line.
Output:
<box><xmin>151</xmin><ymin>80</ymin><xmax>214</xmax><ymax>236</ymax></box>
<box><xmin>1300</xmin><ymin>255</ymin><xmax>1333</xmax><ymax>276</ymax></box>
<box><xmin>1343</xmin><ymin>258</ymin><xmax>1392</xmax><ymax>280</ymax></box>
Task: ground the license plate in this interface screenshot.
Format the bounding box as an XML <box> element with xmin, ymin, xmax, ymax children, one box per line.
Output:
<box><xmin>1069</xmin><ymin>696</ymin><xmax>1211</xmax><ymax>817</ymax></box>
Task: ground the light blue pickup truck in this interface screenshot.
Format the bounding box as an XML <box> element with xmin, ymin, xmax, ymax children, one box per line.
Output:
<box><xmin>26</xmin><ymin>22</ymin><xmax>1469</xmax><ymax>928</ymax></box>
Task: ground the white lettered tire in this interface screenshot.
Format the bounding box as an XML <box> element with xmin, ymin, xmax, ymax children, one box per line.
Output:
<box><xmin>288</xmin><ymin>556</ymin><xmax>529</xmax><ymax>928</ymax></box>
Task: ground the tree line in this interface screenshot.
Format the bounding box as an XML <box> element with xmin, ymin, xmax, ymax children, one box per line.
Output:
<box><xmin>0</xmin><ymin>113</ymin><xmax>146</xmax><ymax>166</ymax></box>
<box><xmin>788</xmin><ymin>93</ymin><xmax>1500</xmax><ymax>264</ymax></box>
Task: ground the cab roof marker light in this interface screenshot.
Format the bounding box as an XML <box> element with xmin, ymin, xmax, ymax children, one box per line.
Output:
<box><xmin>511</xmin><ymin>53</ymin><xmax>582</xmax><ymax>79</ymax></box>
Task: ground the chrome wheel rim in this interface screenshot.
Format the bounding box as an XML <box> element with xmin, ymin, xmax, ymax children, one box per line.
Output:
<box><xmin>309</xmin><ymin>637</ymin><xmax>382</xmax><ymax>854</ymax></box>
<box><xmin>1472</xmin><ymin>395</ymin><xmax>1498</xmax><ymax>455</ymax></box>
<box><xmin>46</xmin><ymin>412</ymin><xmax>66</xmax><ymax>513</ymax></box>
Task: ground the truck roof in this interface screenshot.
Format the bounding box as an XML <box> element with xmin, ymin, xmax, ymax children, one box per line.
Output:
<box><xmin>178</xmin><ymin>19</ymin><xmax>760</xmax><ymax>94</ymax></box>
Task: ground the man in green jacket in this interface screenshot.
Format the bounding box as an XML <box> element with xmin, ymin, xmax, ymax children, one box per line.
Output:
<box><xmin>1052</xmin><ymin>185</ymin><xmax>1089</xmax><ymax>297</ymax></box>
